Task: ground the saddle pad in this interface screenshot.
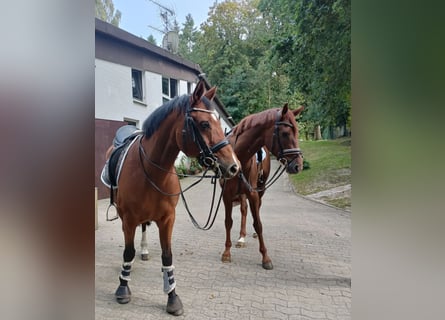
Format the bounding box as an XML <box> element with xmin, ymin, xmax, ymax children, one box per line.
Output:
<box><xmin>101</xmin><ymin>134</ymin><xmax>141</xmax><ymax>188</ymax></box>
<box><xmin>256</xmin><ymin>147</ymin><xmax>267</xmax><ymax>163</ymax></box>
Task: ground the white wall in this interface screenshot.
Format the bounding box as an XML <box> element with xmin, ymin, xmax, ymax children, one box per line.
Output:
<box><xmin>95</xmin><ymin>59</ymin><xmax>163</xmax><ymax>128</ymax></box>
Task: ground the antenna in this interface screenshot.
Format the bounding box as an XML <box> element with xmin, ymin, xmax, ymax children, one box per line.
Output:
<box><xmin>146</xmin><ymin>0</ymin><xmax>176</xmax><ymax>33</ymax></box>
<box><xmin>146</xmin><ymin>0</ymin><xmax>179</xmax><ymax>53</ymax></box>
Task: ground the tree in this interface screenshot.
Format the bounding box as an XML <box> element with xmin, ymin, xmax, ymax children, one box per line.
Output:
<box><xmin>147</xmin><ymin>35</ymin><xmax>157</xmax><ymax>45</ymax></box>
<box><xmin>191</xmin><ymin>0</ymin><xmax>283</xmax><ymax>123</ymax></box>
<box><xmin>178</xmin><ymin>14</ymin><xmax>198</xmax><ymax>60</ymax></box>
<box><xmin>95</xmin><ymin>0</ymin><xmax>122</xmax><ymax>26</ymax></box>
<box><xmin>259</xmin><ymin>0</ymin><xmax>351</xmax><ymax>138</ymax></box>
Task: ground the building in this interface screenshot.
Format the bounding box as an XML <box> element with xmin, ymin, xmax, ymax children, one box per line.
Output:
<box><xmin>95</xmin><ymin>18</ymin><xmax>234</xmax><ymax>199</ymax></box>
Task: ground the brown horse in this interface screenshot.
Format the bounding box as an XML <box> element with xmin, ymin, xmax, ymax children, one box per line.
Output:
<box><xmin>221</xmin><ymin>103</ymin><xmax>304</xmax><ymax>270</ymax></box>
<box><xmin>103</xmin><ymin>80</ymin><xmax>240</xmax><ymax>316</ymax></box>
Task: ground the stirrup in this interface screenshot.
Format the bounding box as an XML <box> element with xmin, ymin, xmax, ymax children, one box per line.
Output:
<box><xmin>106</xmin><ymin>203</ymin><xmax>119</xmax><ymax>221</ymax></box>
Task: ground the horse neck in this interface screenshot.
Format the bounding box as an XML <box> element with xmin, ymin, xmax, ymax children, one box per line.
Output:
<box><xmin>231</xmin><ymin>121</ymin><xmax>273</xmax><ymax>164</ymax></box>
<box><xmin>142</xmin><ymin>116</ymin><xmax>181</xmax><ymax>169</ymax></box>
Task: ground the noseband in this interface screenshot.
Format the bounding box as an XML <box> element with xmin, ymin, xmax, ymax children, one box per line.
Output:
<box><xmin>272</xmin><ymin>112</ymin><xmax>303</xmax><ymax>168</ymax></box>
<box><xmin>183</xmin><ymin>107</ymin><xmax>230</xmax><ymax>171</ymax></box>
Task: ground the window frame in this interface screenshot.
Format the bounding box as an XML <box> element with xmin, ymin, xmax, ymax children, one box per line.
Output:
<box><xmin>162</xmin><ymin>76</ymin><xmax>178</xmax><ymax>101</ymax></box>
<box><xmin>132</xmin><ymin>69</ymin><xmax>144</xmax><ymax>103</ymax></box>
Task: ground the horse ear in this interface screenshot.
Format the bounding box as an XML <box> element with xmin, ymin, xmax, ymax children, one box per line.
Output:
<box><xmin>192</xmin><ymin>80</ymin><xmax>206</xmax><ymax>104</ymax></box>
<box><xmin>292</xmin><ymin>105</ymin><xmax>305</xmax><ymax>116</ymax></box>
<box><xmin>204</xmin><ymin>86</ymin><xmax>217</xmax><ymax>101</ymax></box>
<box><xmin>281</xmin><ymin>103</ymin><xmax>289</xmax><ymax>118</ymax></box>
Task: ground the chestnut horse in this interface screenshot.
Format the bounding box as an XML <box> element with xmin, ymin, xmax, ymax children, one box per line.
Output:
<box><xmin>103</xmin><ymin>80</ymin><xmax>240</xmax><ymax>316</ymax></box>
<box><xmin>221</xmin><ymin>103</ymin><xmax>304</xmax><ymax>270</ymax></box>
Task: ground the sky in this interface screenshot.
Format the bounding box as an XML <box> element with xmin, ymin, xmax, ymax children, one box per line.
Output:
<box><xmin>113</xmin><ymin>0</ymin><xmax>217</xmax><ymax>45</ymax></box>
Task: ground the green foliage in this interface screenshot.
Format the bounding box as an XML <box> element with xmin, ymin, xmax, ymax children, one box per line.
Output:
<box><xmin>146</xmin><ymin>34</ymin><xmax>157</xmax><ymax>45</ymax></box>
<box><xmin>175</xmin><ymin>157</ymin><xmax>203</xmax><ymax>179</ymax></box>
<box><xmin>303</xmin><ymin>159</ymin><xmax>311</xmax><ymax>170</ymax></box>
<box><xmin>178</xmin><ymin>14</ymin><xmax>199</xmax><ymax>60</ymax></box>
<box><xmin>259</xmin><ymin>0</ymin><xmax>351</xmax><ymax>131</ymax></box>
<box><xmin>95</xmin><ymin>0</ymin><xmax>121</xmax><ymax>26</ymax></box>
<box><xmin>176</xmin><ymin>0</ymin><xmax>350</xmax><ymax>130</ymax></box>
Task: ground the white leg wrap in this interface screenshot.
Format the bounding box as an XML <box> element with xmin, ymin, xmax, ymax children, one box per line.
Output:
<box><xmin>119</xmin><ymin>259</ymin><xmax>134</xmax><ymax>281</ymax></box>
<box><xmin>162</xmin><ymin>265</ymin><xmax>176</xmax><ymax>294</ymax></box>
<box><xmin>141</xmin><ymin>230</ymin><xmax>149</xmax><ymax>255</ymax></box>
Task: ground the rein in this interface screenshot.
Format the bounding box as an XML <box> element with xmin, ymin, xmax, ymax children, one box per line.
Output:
<box><xmin>180</xmin><ymin>176</ymin><xmax>226</xmax><ymax>231</ymax></box>
<box><xmin>238</xmin><ymin>159</ymin><xmax>287</xmax><ymax>193</ymax></box>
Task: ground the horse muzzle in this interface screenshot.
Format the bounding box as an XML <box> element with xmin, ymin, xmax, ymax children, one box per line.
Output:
<box><xmin>218</xmin><ymin>161</ymin><xmax>240</xmax><ymax>179</ymax></box>
<box><xmin>285</xmin><ymin>158</ymin><xmax>301</xmax><ymax>174</ymax></box>
<box><xmin>280</xmin><ymin>149</ymin><xmax>303</xmax><ymax>174</ymax></box>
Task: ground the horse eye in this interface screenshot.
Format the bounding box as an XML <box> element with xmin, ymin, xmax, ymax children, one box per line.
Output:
<box><xmin>282</xmin><ymin>131</ymin><xmax>290</xmax><ymax>138</ymax></box>
<box><xmin>200</xmin><ymin>121</ymin><xmax>210</xmax><ymax>129</ymax></box>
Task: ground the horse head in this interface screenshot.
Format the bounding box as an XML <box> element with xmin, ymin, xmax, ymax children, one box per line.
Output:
<box><xmin>179</xmin><ymin>80</ymin><xmax>240</xmax><ymax>179</ymax></box>
<box><xmin>269</xmin><ymin>103</ymin><xmax>305</xmax><ymax>174</ymax></box>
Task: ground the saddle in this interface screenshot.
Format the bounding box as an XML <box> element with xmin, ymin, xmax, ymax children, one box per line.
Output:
<box><xmin>101</xmin><ymin>125</ymin><xmax>142</xmax><ymax>188</ymax></box>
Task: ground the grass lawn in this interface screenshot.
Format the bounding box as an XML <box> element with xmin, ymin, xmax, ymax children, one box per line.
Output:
<box><xmin>290</xmin><ymin>137</ymin><xmax>351</xmax><ymax>209</ymax></box>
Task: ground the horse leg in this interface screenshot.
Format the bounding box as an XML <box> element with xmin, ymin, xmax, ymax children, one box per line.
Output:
<box><xmin>235</xmin><ymin>195</ymin><xmax>248</xmax><ymax>248</ymax></box>
<box><xmin>115</xmin><ymin>221</ymin><xmax>137</xmax><ymax>304</ymax></box>
<box><xmin>140</xmin><ymin>222</ymin><xmax>150</xmax><ymax>261</ymax></box>
<box><xmin>221</xmin><ymin>196</ymin><xmax>234</xmax><ymax>263</ymax></box>
<box><xmin>248</xmin><ymin>193</ymin><xmax>273</xmax><ymax>270</ymax></box>
<box><xmin>158</xmin><ymin>216</ymin><xmax>183</xmax><ymax>316</ymax></box>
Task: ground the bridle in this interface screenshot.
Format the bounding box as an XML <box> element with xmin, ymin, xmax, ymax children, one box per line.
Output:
<box><xmin>271</xmin><ymin>111</ymin><xmax>303</xmax><ymax>171</ymax></box>
<box><xmin>183</xmin><ymin>106</ymin><xmax>230</xmax><ymax>174</ymax></box>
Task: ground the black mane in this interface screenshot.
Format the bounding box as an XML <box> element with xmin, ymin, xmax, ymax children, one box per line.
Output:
<box><xmin>142</xmin><ymin>95</ymin><xmax>190</xmax><ymax>138</ymax></box>
<box><xmin>142</xmin><ymin>94</ymin><xmax>215</xmax><ymax>138</ymax></box>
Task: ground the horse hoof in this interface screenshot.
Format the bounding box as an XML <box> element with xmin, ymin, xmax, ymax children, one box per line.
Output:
<box><xmin>235</xmin><ymin>241</ymin><xmax>246</xmax><ymax>248</ymax></box>
<box><xmin>167</xmin><ymin>294</ymin><xmax>184</xmax><ymax>316</ymax></box>
<box><xmin>262</xmin><ymin>261</ymin><xmax>274</xmax><ymax>270</ymax></box>
<box><xmin>141</xmin><ymin>253</ymin><xmax>149</xmax><ymax>261</ymax></box>
<box><xmin>221</xmin><ymin>255</ymin><xmax>232</xmax><ymax>263</ymax></box>
<box><xmin>115</xmin><ymin>285</ymin><xmax>131</xmax><ymax>304</ymax></box>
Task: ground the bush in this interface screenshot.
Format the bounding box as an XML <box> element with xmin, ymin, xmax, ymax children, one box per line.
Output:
<box><xmin>303</xmin><ymin>159</ymin><xmax>311</xmax><ymax>170</ymax></box>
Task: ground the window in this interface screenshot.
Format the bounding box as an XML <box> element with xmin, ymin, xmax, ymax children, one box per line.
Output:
<box><xmin>124</xmin><ymin>118</ymin><xmax>138</xmax><ymax>127</ymax></box>
<box><xmin>132</xmin><ymin>69</ymin><xmax>143</xmax><ymax>101</ymax></box>
<box><xmin>162</xmin><ymin>76</ymin><xmax>178</xmax><ymax>101</ymax></box>
<box><xmin>187</xmin><ymin>82</ymin><xmax>192</xmax><ymax>94</ymax></box>
<box><xmin>170</xmin><ymin>78</ymin><xmax>178</xmax><ymax>98</ymax></box>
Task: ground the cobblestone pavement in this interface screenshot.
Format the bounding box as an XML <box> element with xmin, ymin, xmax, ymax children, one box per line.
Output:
<box><xmin>95</xmin><ymin>161</ymin><xmax>351</xmax><ymax>319</ymax></box>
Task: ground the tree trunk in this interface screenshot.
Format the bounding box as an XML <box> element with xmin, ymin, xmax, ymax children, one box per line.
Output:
<box><xmin>314</xmin><ymin>125</ymin><xmax>322</xmax><ymax>140</ymax></box>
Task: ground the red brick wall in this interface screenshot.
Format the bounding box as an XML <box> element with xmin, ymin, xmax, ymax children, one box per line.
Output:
<box><xmin>95</xmin><ymin>119</ymin><xmax>127</xmax><ymax>199</ymax></box>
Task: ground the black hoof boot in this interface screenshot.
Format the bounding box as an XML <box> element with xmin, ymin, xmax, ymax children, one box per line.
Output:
<box><xmin>166</xmin><ymin>293</ymin><xmax>184</xmax><ymax>316</ymax></box>
<box><xmin>115</xmin><ymin>285</ymin><xmax>131</xmax><ymax>304</ymax></box>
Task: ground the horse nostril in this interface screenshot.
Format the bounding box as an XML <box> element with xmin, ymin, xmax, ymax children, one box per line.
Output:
<box><xmin>228</xmin><ymin>163</ymin><xmax>239</xmax><ymax>176</ymax></box>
